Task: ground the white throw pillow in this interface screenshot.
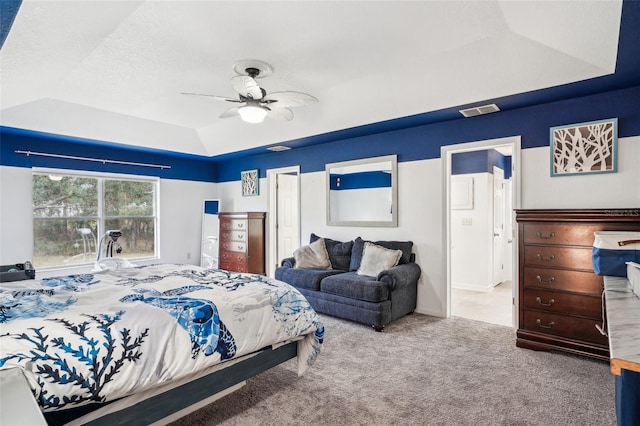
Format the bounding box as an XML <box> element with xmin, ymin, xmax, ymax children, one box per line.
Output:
<box><xmin>357</xmin><ymin>242</ymin><xmax>402</xmax><ymax>277</ymax></box>
<box><xmin>294</xmin><ymin>238</ymin><xmax>331</xmax><ymax>269</ymax></box>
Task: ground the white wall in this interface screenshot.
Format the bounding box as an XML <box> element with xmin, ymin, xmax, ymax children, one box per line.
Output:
<box><xmin>522</xmin><ymin>136</ymin><xmax>640</xmax><ymax>209</ymax></box>
<box><xmin>330</xmin><ymin>187</ymin><xmax>393</xmax><ymax>222</ymax></box>
<box><xmin>0</xmin><ymin>166</ymin><xmax>32</xmax><ymax>267</ymax></box>
<box><xmin>159</xmin><ymin>179</ymin><xmax>218</xmax><ymax>266</ymax></box>
<box><xmin>1</xmin><ymin>136</ymin><xmax>638</xmax><ymax>313</ymax></box>
<box><xmin>215</xmin><ymin>159</ymin><xmax>445</xmax><ymax>317</ymax></box>
<box><xmin>215</xmin><ymin>136</ymin><xmax>639</xmax><ymax>318</ymax></box>
<box><xmin>0</xmin><ymin>165</ymin><xmax>217</xmax><ymax>278</ymax></box>
<box><xmin>450</xmin><ymin>173</ymin><xmax>493</xmax><ymax>292</ymax></box>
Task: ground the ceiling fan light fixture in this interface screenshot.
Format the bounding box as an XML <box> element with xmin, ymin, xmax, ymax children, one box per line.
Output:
<box><xmin>238</xmin><ymin>105</ymin><xmax>267</xmax><ymax>123</ymax></box>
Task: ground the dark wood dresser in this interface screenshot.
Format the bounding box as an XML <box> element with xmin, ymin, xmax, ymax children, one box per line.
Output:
<box><xmin>218</xmin><ymin>212</ymin><xmax>266</xmax><ymax>274</ymax></box>
<box><xmin>515</xmin><ymin>209</ymin><xmax>640</xmax><ymax>361</ymax></box>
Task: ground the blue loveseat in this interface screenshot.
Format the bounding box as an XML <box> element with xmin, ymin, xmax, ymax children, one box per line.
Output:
<box><xmin>275</xmin><ymin>234</ymin><xmax>421</xmax><ymax>331</ymax></box>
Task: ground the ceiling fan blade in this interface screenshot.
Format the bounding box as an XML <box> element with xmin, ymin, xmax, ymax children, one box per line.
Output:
<box><xmin>230</xmin><ymin>75</ymin><xmax>263</xmax><ymax>100</ymax></box>
<box><xmin>181</xmin><ymin>92</ymin><xmax>241</xmax><ymax>103</ymax></box>
<box><xmin>262</xmin><ymin>91</ymin><xmax>318</xmax><ymax>108</ymax></box>
<box><xmin>266</xmin><ymin>106</ymin><xmax>294</xmax><ymax>121</ymax></box>
<box><xmin>219</xmin><ymin>106</ymin><xmax>241</xmax><ymax>118</ymax></box>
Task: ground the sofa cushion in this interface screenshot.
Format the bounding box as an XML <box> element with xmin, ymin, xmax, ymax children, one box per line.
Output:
<box><xmin>350</xmin><ymin>237</ymin><xmax>414</xmax><ymax>271</ymax></box>
<box><xmin>294</xmin><ymin>238</ymin><xmax>331</xmax><ymax>269</ymax></box>
<box><xmin>310</xmin><ymin>233</ymin><xmax>353</xmax><ymax>271</ymax></box>
<box><xmin>277</xmin><ymin>267</ymin><xmax>343</xmax><ymax>291</ymax></box>
<box><xmin>357</xmin><ymin>242</ymin><xmax>402</xmax><ymax>277</ymax></box>
<box><xmin>320</xmin><ymin>272</ymin><xmax>390</xmax><ymax>303</ymax></box>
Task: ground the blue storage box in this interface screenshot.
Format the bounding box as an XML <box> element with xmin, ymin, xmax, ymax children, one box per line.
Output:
<box><xmin>592</xmin><ymin>232</ymin><xmax>640</xmax><ymax>277</ymax></box>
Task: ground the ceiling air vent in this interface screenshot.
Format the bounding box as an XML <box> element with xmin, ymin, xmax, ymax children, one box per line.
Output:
<box><xmin>459</xmin><ymin>103</ymin><xmax>500</xmax><ymax>118</ymax></box>
<box><xmin>267</xmin><ymin>145</ymin><xmax>291</xmax><ymax>152</ymax></box>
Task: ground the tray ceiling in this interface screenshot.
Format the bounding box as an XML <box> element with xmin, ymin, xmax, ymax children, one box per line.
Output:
<box><xmin>0</xmin><ymin>0</ymin><xmax>624</xmax><ymax>157</ymax></box>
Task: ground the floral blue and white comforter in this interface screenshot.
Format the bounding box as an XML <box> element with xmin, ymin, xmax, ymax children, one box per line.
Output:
<box><xmin>0</xmin><ymin>264</ymin><xmax>324</xmax><ymax>412</ymax></box>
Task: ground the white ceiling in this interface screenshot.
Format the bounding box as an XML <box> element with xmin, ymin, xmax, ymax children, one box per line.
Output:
<box><xmin>0</xmin><ymin>0</ymin><xmax>622</xmax><ymax>157</ymax></box>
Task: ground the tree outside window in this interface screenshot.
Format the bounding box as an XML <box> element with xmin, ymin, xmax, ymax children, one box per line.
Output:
<box><xmin>33</xmin><ymin>173</ymin><xmax>158</xmax><ymax>268</ymax></box>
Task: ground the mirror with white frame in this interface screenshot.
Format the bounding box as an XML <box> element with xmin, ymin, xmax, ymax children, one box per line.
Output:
<box><xmin>326</xmin><ymin>155</ymin><xmax>397</xmax><ymax>227</ymax></box>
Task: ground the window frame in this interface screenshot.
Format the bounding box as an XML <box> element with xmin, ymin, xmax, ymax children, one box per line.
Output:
<box><xmin>32</xmin><ymin>168</ymin><xmax>160</xmax><ymax>270</ymax></box>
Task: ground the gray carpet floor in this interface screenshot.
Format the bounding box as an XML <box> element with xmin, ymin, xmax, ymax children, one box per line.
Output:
<box><xmin>170</xmin><ymin>313</ymin><xmax>616</xmax><ymax>426</ymax></box>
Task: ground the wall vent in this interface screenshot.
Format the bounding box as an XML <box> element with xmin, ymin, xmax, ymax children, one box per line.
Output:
<box><xmin>459</xmin><ymin>103</ymin><xmax>500</xmax><ymax>118</ymax></box>
<box><xmin>266</xmin><ymin>145</ymin><xmax>291</xmax><ymax>152</ymax></box>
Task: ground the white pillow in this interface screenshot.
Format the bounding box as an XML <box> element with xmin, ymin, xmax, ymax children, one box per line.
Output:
<box><xmin>357</xmin><ymin>242</ymin><xmax>402</xmax><ymax>277</ymax></box>
<box><xmin>294</xmin><ymin>238</ymin><xmax>331</xmax><ymax>269</ymax></box>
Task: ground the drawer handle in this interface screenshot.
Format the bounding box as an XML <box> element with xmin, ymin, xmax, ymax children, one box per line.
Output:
<box><xmin>535</xmin><ymin>275</ymin><xmax>555</xmax><ymax>284</ymax></box>
<box><xmin>536</xmin><ymin>231</ymin><xmax>555</xmax><ymax>240</ymax></box>
<box><xmin>535</xmin><ymin>297</ymin><xmax>555</xmax><ymax>307</ymax></box>
<box><xmin>237</xmin><ymin>223</ymin><xmax>244</xmax><ymax>228</ymax></box>
<box><xmin>237</xmin><ymin>245</ymin><xmax>243</xmax><ymax>250</ymax></box>
<box><xmin>618</xmin><ymin>239</ymin><xmax>640</xmax><ymax>246</ymax></box>
<box><xmin>237</xmin><ymin>233</ymin><xmax>245</xmax><ymax>240</ymax></box>
<box><xmin>536</xmin><ymin>254</ymin><xmax>555</xmax><ymax>262</ymax></box>
<box><xmin>536</xmin><ymin>319</ymin><xmax>555</xmax><ymax>329</ymax></box>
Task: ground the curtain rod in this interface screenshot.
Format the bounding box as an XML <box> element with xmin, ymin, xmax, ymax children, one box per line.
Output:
<box><xmin>15</xmin><ymin>150</ymin><xmax>171</xmax><ymax>170</ymax></box>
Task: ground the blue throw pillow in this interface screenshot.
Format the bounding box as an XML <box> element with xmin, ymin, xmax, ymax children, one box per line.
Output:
<box><xmin>310</xmin><ymin>233</ymin><xmax>353</xmax><ymax>271</ymax></box>
<box><xmin>349</xmin><ymin>237</ymin><xmax>413</xmax><ymax>271</ymax></box>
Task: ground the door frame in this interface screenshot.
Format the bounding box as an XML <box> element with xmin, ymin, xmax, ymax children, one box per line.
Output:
<box><xmin>266</xmin><ymin>165</ymin><xmax>301</xmax><ymax>277</ymax></box>
<box><xmin>441</xmin><ymin>136</ymin><xmax>521</xmax><ymax>326</ymax></box>
<box><xmin>492</xmin><ymin>165</ymin><xmax>505</xmax><ymax>287</ymax></box>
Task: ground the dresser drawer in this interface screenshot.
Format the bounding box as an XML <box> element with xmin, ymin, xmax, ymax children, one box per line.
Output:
<box><xmin>523</xmin><ymin>289</ymin><xmax>601</xmax><ymax>318</ymax></box>
<box><xmin>523</xmin><ymin>223</ymin><xmax>602</xmax><ymax>246</ymax></box>
<box><xmin>220</xmin><ymin>230</ymin><xmax>247</xmax><ymax>243</ymax></box>
<box><xmin>523</xmin><ymin>246</ymin><xmax>593</xmax><ymax>270</ymax></box>
<box><xmin>219</xmin><ymin>251</ymin><xmax>247</xmax><ymax>264</ymax></box>
<box><xmin>220</xmin><ymin>219</ymin><xmax>248</xmax><ymax>231</ymax></box>
<box><xmin>219</xmin><ymin>260</ymin><xmax>249</xmax><ymax>273</ymax></box>
<box><xmin>523</xmin><ymin>267</ymin><xmax>603</xmax><ymax>295</ymax></box>
<box><xmin>220</xmin><ymin>241</ymin><xmax>247</xmax><ymax>253</ymax></box>
<box><xmin>522</xmin><ymin>310</ymin><xmax>608</xmax><ymax>346</ymax></box>
<box><xmin>218</xmin><ymin>212</ymin><xmax>265</xmax><ymax>275</ymax></box>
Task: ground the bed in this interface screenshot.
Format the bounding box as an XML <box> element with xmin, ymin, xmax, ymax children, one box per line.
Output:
<box><xmin>0</xmin><ymin>263</ymin><xmax>324</xmax><ymax>425</ymax></box>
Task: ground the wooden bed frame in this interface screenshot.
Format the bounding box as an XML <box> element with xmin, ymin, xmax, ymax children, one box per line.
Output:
<box><xmin>0</xmin><ymin>341</ymin><xmax>298</xmax><ymax>426</ymax></box>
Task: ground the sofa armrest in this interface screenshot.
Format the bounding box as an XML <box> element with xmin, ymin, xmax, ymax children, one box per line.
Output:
<box><xmin>280</xmin><ymin>257</ymin><xmax>296</xmax><ymax>268</ymax></box>
<box><xmin>377</xmin><ymin>262</ymin><xmax>421</xmax><ymax>291</ymax></box>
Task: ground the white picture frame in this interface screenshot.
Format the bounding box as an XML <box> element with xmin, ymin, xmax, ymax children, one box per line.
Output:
<box><xmin>241</xmin><ymin>169</ymin><xmax>259</xmax><ymax>196</ymax></box>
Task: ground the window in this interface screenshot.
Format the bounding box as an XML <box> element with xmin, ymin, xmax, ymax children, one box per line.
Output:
<box><xmin>33</xmin><ymin>171</ymin><xmax>158</xmax><ymax>268</ymax></box>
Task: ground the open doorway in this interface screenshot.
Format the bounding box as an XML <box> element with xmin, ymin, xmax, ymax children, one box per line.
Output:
<box><xmin>267</xmin><ymin>166</ymin><xmax>301</xmax><ymax>277</ymax></box>
<box><xmin>442</xmin><ymin>136</ymin><xmax>521</xmax><ymax>327</ymax></box>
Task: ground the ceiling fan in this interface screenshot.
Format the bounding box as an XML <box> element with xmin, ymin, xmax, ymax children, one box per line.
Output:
<box><xmin>182</xmin><ymin>60</ymin><xmax>318</xmax><ymax>124</ymax></box>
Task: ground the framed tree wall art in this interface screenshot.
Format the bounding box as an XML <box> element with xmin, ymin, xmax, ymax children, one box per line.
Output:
<box><xmin>241</xmin><ymin>169</ymin><xmax>259</xmax><ymax>196</ymax></box>
<box><xmin>550</xmin><ymin>118</ymin><xmax>618</xmax><ymax>176</ymax></box>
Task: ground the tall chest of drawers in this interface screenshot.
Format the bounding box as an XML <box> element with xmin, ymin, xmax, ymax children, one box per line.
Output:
<box><xmin>515</xmin><ymin>209</ymin><xmax>640</xmax><ymax>361</ymax></box>
<box><xmin>218</xmin><ymin>212</ymin><xmax>266</xmax><ymax>274</ymax></box>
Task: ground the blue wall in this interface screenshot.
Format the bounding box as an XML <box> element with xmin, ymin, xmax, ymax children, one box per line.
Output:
<box><xmin>0</xmin><ymin>0</ymin><xmax>21</xmax><ymax>49</ymax></box>
<box><xmin>329</xmin><ymin>171</ymin><xmax>392</xmax><ymax>191</ymax></box>
<box><xmin>204</xmin><ymin>200</ymin><xmax>220</xmax><ymax>214</ymax></box>
<box><xmin>1</xmin><ymin>85</ymin><xmax>638</xmax><ymax>183</ymax></box>
<box><xmin>0</xmin><ymin>127</ymin><xmax>217</xmax><ymax>182</ymax></box>
<box><xmin>452</xmin><ymin>150</ymin><xmax>512</xmax><ymax>179</ymax></box>
<box><xmin>214</xmin><ymin>86</ymin><xmax>640</xmax><ymax>182</ymax></box>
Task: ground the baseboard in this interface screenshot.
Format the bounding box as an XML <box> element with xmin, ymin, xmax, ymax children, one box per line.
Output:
<box><xmin>452</xmin><ymin>281</ymin><xmax>492</xmax><ymax>292</ymax></box>
<box><xmin>414</xmin><ymin>307</ymin><xmax>443</xmax><ymax>317</ymax></box>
